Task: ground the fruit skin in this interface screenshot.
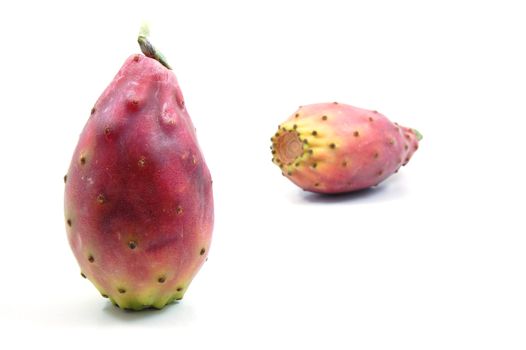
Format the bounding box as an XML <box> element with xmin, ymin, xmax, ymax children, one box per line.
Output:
<box><xmin>271</xmin><ymin>102</ymin><xmax>421</xmax><ymax>194</ymax></box>
<box><xmin>64</xmin><ymin>53</ymin><xmax>213</xmax><ymax>310</ymax></box>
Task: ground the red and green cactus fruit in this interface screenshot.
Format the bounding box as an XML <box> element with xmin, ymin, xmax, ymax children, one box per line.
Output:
<box><xmin>64</xmin><ymin>28</ymin><xmax>213</xmax><ymax>310</ymax></box>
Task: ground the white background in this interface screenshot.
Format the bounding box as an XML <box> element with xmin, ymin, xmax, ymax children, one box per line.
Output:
<box><xmin>0</xmin><ymin>0</ymin><xmax>525</xmax><ymax>348</ymax></box>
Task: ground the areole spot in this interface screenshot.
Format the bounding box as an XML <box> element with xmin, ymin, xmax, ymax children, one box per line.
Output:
<box><xmin>158</xmin><ymin>276</ymin><xmax>166</xmax><ymax>283</ymax></box>
<box><xmin>329</xmin><ymin>143</ymin><xmax>336</xmax><ymax>149</ymax></box>
<box><xmin>295</xmin><ymin>113</ymin><xmax>300</xmax><ymax>118</ymax></box>
<box><xmin>91</xmin><ymin>107</ymin><xmax>96</xmax><ymax>115</ymax></box>
<box><xmin>80</xmin><ymin>155</ymin><xmax>86</xmax><ymax>165</ymax></box>
<box><xmin>160</xmin><ymin>110</ymin><xmax>178</xmax><ymax>126</ymax></box>
<box><xmin>97</xmin><ymin>194</ymin><xmax>105</xmax><ymax>204</ymax></box>
<box><xmin>342</xmin><ymin>161</ymin><xmax>348</xmax><ymax>167</ymax></box>
<box><xmin>389</xmin><ymin>139</ymin><xmax>395</xmax><ymax>145</ymax></box>
<box><xmin>369</xmin><ymin>116</ymin><xmax>374</xmax><ymax>121</ymax></box>
<box><xmin>308</xmin><ymin>149</ymin><xmax>313</xmax><ymax>155</ymax></box>
<box><xmin>374</xmin><ymin>152</ymin><xmax>379</xmax><ymax>159</ymax></box>
<box><xmin>67</xmin><ymin>219</ymin><xmax>72</xmax><ymax>227</ymax></box>
<box><xmin>176</xmin><ymin>287</ymin><xmax>184</xmax><ymax>292</ymax></box>
<box><xmin>128</xmin><ymin>240</ymin><xmax>137</xmax><ymax>249</ymax></box>
<box><xmin>312</xmin><ymin>163</ymin><xmax>318</xmax><ymax>169</ymax></box>
<box><xmin>80</xmin><ymin>272</ymin><xmax>86</xmax><ymax>279</ymax></box>
<box><xmin>118</xmin><ymin>288</ymin><xmax>126</xmax><ymax>294</ymax></box>
<box><xmin>200</xmin><ymin>248</ymin><xmax>206</xmax><ymax>255</ymax></box>
<box><xmin>404</xmin><ymin>144</ymin><xmax>409</xmax><ymax>150</ymax></box>
<box><xmin>101</xmin><ymin>293</ymin><xmax>109</xmax><ymax>298</ymax></box>
<box><xmin>377</xmin><ymin>170</ymin><xmax>384</xmax><ymax>176</ymax></box>
<box><xmin>104</xmin><ymin>127</ymin><xmax>111</xmax><ymax>136</ymax></box>
<box><xmin>295</xmin><ymin>162</ymin><xmax>300</xmax><ymax>167</ymax></box>
<box><xmin>176</xmin><ymin>206</ymin><xmax>183</xmax><ymax>215</ymax></box>
<box><xmin>312</xmin><ymin>130</ymin><xmax>318</xmax><ymax>136</ymax></box>
<box><xmin>322</xmin><ymin>115</ymin><xmax>328</xmax><ymax>121</ymax></box>
<box><xmin>138</xmin><ymin>156</ymin><xmax>146</xmax><ymax>167</ymax></box>
<box><xmin>133</xmin><ymin>55</ymin><xmax>140</xmax><ymax>62</ymax></box>
<box><xmin>293</xmin><ymin>124</ymin><xmax>297</xmax><ymax>130</ymax></box>
<box><xmin>287</xmin><ymin>171</ymin><xmax>292</xmax><ymax>176</ymax></box>
<box><xmin>353</xmin><ymin>131</ymin><xmax>360</xmax><ymax>137</ymax></box>
<box><xmin>314</xmin><ymin>182</ymin><xmax>320</xmax><ymax>187</ymax></box>
<box><xmin>64</xmin><ymin>174</ymin><xmax>67</xmax><ymax>183</ymax></box>
<box><xmin>88</xmin><ymin>255</ymin><xmax>94</xmax><ymax>263</ymax></box>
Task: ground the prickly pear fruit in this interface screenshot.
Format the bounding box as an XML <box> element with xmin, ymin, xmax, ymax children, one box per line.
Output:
<box><xmin>271</xmin><ymin>103</ymin><xmax>421</xmax><ymax>194</ymax></box>
<box><xmin>64</xmin><ymin>30</ymin><xmax>213</xmax><ymax>310</ymax></box>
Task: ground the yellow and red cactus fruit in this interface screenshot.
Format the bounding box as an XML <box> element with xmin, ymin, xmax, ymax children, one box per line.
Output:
<box><xmin>271</xmin><ymin>102</ymin><xmax>422</xmax><ymax>193</ymax></box>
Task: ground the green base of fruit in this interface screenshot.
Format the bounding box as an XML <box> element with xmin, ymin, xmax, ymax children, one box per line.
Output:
<box><xmin>108</xmin><ymin>295</ymin><xmax>184</xmax><ymax>311</ymax></box>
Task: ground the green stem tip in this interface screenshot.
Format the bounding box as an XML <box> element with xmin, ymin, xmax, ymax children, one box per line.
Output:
<box><xmin>137</xmin><ymin>23</ymin><xmax>171</xmax><ymax>69</ymax></box>
<box><xmin>412</xmin><ymin>128</ymin><xmax>423</xmax><ymax>141</ymax></box>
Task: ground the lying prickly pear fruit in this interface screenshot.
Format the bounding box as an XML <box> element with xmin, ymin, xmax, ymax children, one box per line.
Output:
<box><xmin>271</xmin><ymin>102</ymin><xmax>422</xmax><ymax>194</ymax></box>
<box><xmin>64</xmin><ymin>28</ymin><xmax>213</xmax><ymax>310</ymax></box>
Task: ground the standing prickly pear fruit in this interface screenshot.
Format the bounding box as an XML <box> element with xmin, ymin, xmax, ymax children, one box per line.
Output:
<box><xmin>64</xmin><ymin>28</ymin><xmax>213</xmax><ymax>310</ymax></box>
<box><xmin>271</xmin><ymin>102</ymin><xmax>422</xmax><ymax>194</ymax></box>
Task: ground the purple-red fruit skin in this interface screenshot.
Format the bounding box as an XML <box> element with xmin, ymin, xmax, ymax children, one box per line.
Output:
<box><xmin>64</xmin><ymin>54</ymin><xmax>213</xmax><ymax>310</ymax></box>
